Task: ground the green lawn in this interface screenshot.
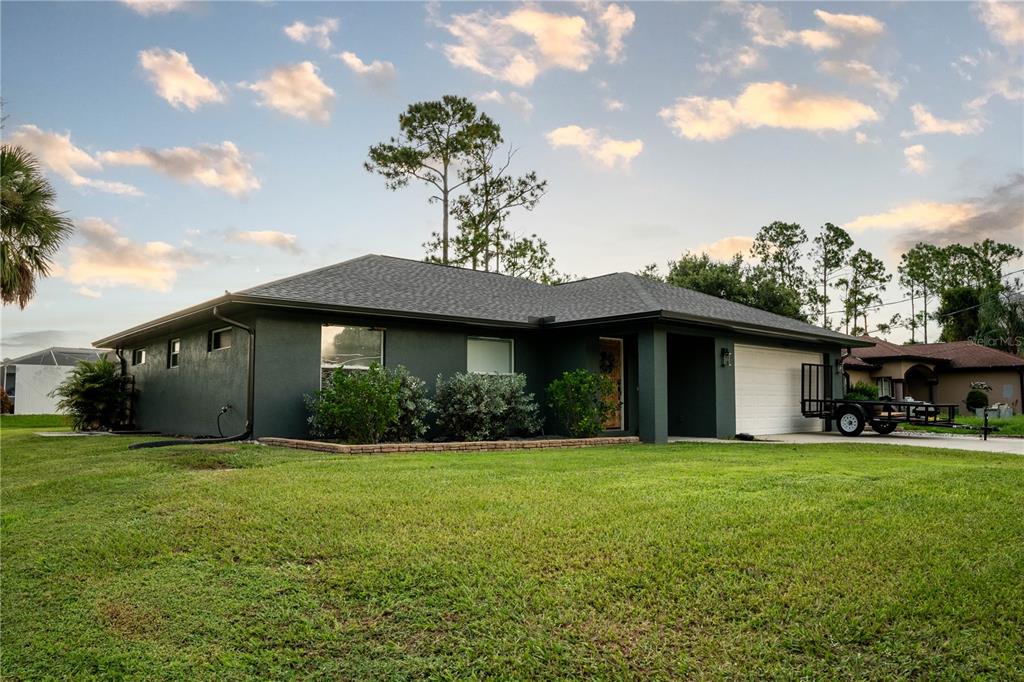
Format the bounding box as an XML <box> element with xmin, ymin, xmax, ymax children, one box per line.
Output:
<box><xmin>2</xmin><ymin>425</ymin><xmax>1023</xmax><ymax>679</ymax></box>
<box><xmin>901</xmin><ymin>413</ymin><xmax>1024</xmax><ymax>437</ymax></box>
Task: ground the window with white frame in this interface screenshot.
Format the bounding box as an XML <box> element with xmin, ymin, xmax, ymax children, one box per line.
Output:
<box><xmin>467</xmin><ymin>337</ymin><xmax>514</xmax><ymax>374</ymax></box>
<box><xmin>168</xmin><ymin>339</ymin><xmax>180</xmax><ymax>368</ymax></box>
<box><xmin>131</xmin><ymin>348</ymin><xmax>146</xmax><ymax>366</ymax></box>
<box><xmin>876</xmin><ymin>376</ymin><xmax>893</xmax><ymax>398</ymax></box>
<box><xmin>208</xmin><ymin>327</ymin><xmax>232</xmax><ymax>352</ymax></box>
<box><xmin>321</xmin><ymin>326</ymin><xmax>384</xmax><ymax>378</ymax></box>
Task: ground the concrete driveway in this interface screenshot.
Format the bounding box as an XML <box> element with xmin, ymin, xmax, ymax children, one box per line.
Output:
<box><xmin>670</xmin><ymin>431</ymin><xmax>1023</xmax><ymax>455</ymax></box>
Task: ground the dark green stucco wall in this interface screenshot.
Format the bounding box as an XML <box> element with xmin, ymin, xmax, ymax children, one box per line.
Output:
<box><xmin>248</xmin><ymin>311</ymin><xmax>551</xmax><ymax>439</ymax></box>
<box><xmin>122</xmin><ymin>305</ymin><xmax>846</xmax><ymax>443</ymax></box>
<box><xmin>126</xmin><ymin>316</ymin><xmax>251</xmax><ymax>436</ymax></box>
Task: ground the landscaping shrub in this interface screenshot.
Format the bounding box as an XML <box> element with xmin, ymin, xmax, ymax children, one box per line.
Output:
<box><xmin>844</xmin><ymin>381</ymin><xmax>878</xmax><ymax>401</ymax></box>
<box><xmin>384</xmin><ymin>366</ymin><xmax>433</xmax><ymax>443</ymax></box>
<box><xmin>965</xmin><ymin>389</ymin><xmax>989</xmax><ymax>410</ymax></box>
<box><xmin>546</xmin><ymin>369</ymin><xmax>617</xmax><ymax>438</ymax></box>
<box><xmin>434</xmin><ymin>372</ymin><xmax>541</xmax><ymax>441</ymax></box>
<box><xmin>305</xmin><ymin>364</ymin><xmax>433</xmax><ymax>444</ymax></box>
<box><xmin>0</xmin><ymin>387</ymin><xmax>12</xmax><ymax>414</ymax></box>
<box><xmin>52</xmin><ymin>358</ymin><xmax>130</xmax><ymax>431</ymax></box>
<box><xmin>306</xmin><ymin>364</ymin><xmax>399</xmax><ymax>444</ymax></box>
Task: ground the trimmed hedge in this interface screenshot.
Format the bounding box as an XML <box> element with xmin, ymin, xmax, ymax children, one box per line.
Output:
<box><xmin>305</xmin><ymin>364</ymin><xmax>433</xmax><ymax>444</ymax></box>
<box><xmin>434</xmin><ymin>372</ymin><xmax>541</xmax><ymax>441</ymax></box>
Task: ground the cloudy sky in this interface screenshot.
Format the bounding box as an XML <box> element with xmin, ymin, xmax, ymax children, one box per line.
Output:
<box><xmin>2</xmin><ymin>0</ymin><xmax>1022</xmax><ymax>353</ymax></box>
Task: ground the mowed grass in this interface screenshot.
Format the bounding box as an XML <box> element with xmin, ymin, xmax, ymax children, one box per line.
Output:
<box><xmin>2</xmin><ymin>426</ymin><xmax>1023</xmax><ymax>680</ymax></box>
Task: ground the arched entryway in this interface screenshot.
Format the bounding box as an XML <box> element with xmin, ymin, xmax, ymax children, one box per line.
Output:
<box><xmin>904</xmin><ymin>364</ymin><xmax>937</xmax><ymax>402</ymax></box>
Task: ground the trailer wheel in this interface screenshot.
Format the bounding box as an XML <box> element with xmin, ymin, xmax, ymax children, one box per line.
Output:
<box><xmin>836</xmin><ymin>407</ymin><xmax>865</xmax><ymax>437</ymax></box>
<box><xmin>870</xmin><ymin>421</ymin><xmax>897</xmax><ymax>435</ymax></box>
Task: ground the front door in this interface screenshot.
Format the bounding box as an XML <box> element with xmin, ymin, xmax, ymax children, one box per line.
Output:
<box><xmin>599</xmin><ymin>337</ymin><xmax>624</xmax><ymax>430</ymax></box>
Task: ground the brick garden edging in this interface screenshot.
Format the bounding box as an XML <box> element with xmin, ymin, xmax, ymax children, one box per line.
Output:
<box><xmin>258</xmin><ymin>435</ymin><xmax>640</xmax><ymax>455</ymax></box>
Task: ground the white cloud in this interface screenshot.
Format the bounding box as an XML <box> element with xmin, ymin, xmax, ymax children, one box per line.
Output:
<box><xmin>848</xmin><ymin>175</ymin><xmax>1024</xmax><ymax>249</ymax></box>
<box><xmin>694</xmin><ymin>236</ymin><xmax>755</xmax><ymax>261</ymax></box>
<box><xmin>854</xmin><ymin>131</ymin><xmax>878</xmax><ymax>144</ymax></box>
<box><xmin>475</xmin><ymin>90</ymin><xmax>504</xmax><ymax>103</ymax></box>
<box><xmin>241</xmin><ymin>62</ymin><xmax>335</xmax><ymax>123</ymax></box>
<box><xmin>604</xmin><ymin>98</ymin><xmax>626</xmax><ymax>111</ymax></box>
<box><xmin>954</xmin><ymin>46</ymin><xmax>1024</xmax><ymax>114</ymax></box>
<box><xmin>546</xmin><ymin>125</ymin><xmax>643</xmax><ymax>169</ymax></box>
<box><xmin>336</xmin><ymin>51</ymin><xmax>397</xmax><ymax>88</ymax></box>
<box><xmin>973</xmin><ymin>2</ymin><xmax>1024</xmax><ymax>48</ymax></box>
<box><xmin>139</xmin><ymin>48</ymin><xmax>225</xmax><ymax>111</ymax></box>
<box><xmin>226</xmin><ymin>230</ymin><xmax>302</xmax><ymax>254</ymax></box>
<box><xmin>698</xmin><ymin>45</ymin><xmax>763</xmax><ymax>76</ymax></box>
<box><xmin>63</xmin><ymin>218</ymin><xmax>201</xmax><ymax>292</ymax></box>
<box><xmin>438</xmin><ymin>5</ymin><xmax>598</xmax><ymax>86</ymax></box>
<box><xmin>283</xmin><ymin>18</ymin><xmax>339</xmax><ymax>50</ymax></box>
<box><xmin>597</xmin><ymin>3</ymin><xmax>636</xmax><ymax>63</ymax></box>
<box><xmin>733</xmin><ymin>4</ymin><xmax>883</xmax><ymax>56</ymax></box>
<box><xmin>474</xmin><ymin>90</ymin><xmax>534</xmax><ymax>119</ymax></box>
<box><xmin>844</xmin><ymin>202</ymin><xmax>978</xmax><ymax>232</ymax></box>
<box><xmin>659</xmin><ymin>81</ymin><xmax>879</xmax><ymax>141</ymax></box>
<box><xmin>813</xmin><ymin>10</ymin><xmax>885</xmax><ymax>37</ymax></box>
<box><xmin>818</xmin><ymin>60</ymin><xmax>900</xmax><ymax>100</ymax></box>
<box><xmin>120</xmin><ymin>0</ymin><xmax>186</xmax><ymax>16</ymax></box>
<box><xmin>796</xmin><ymin>29</ymin><xmax>839</xmax><ymax>51</ymax></box>
<box><xmin>6</xmin><ymin>125</ymin><xmax>142</xmax><ymax>196</ymax></box>
<box><xmin>99</xmin><ymin>141</ymin><xmax>260</xmax><ymax>197</ymax></box>
<box><xmin>741</xmin><ymin>5</ymin><xmax>843</xmax><ymax>51</ymax></box>
<box><xmin>903</xmin><ymin>144</ymin><xmax>930</xmax><ymax>174</ymax></box>
<box><xmin>75</xmin><ymin>286</ymin><xmax>102</xmax><ymax>299</ymax></box>
<box><xmin>901</xmin><ymin>103</ymin><xmax>985</xmax><ymax>137</ymax></box>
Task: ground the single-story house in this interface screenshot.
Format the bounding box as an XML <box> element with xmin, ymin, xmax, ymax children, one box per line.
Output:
<box><xmin>94</xmin><ymin>255</ymin><xmax>870</xmax><ymax>442</ymax></box>
<box><xmin>843</xmin><ymin>336</ymin><xmax>1024</xmax><ymax>412</ymax></box>
<box><xmin>1</xmin><ymin>347</ymin><xmax>106</xmax><ymax>414</ymax></box>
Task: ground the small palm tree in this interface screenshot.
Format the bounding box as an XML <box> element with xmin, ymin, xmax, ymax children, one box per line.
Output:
<box><xmin>1</xmin><ymin>144</ymin><xmax>73</xmax><ymax>308</ymax></box>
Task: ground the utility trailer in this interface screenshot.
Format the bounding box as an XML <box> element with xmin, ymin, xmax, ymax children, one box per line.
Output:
<box><xmin>800</xmin><ymin>363</ymin><xmax>959</xmax><ymax>437</ymax></box>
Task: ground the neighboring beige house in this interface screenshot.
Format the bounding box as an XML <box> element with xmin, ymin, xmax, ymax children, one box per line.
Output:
<box><xmin>843</xmin><ymin>336</ymin><xmax>1024</xmax><ymax>413</ymax></box>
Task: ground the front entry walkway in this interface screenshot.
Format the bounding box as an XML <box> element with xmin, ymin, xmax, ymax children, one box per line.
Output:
<box><xmin>669</xmin><ymin>432</ymin><xmax>1023</xmax><ymax>455</ymax></box>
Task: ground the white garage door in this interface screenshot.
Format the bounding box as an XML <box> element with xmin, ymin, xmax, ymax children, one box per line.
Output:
<box><xmin>734</xmin><ymin>345</ymin><xmax>822</xmax><ymax>435</ymax></box>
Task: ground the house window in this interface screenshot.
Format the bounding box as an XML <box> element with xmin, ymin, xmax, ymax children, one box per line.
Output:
<box><xmin>876</xmin><ymin>376</ymin><xmax>893</xmax><ymax>398</ymax></box>
<box><xmin>320</xmin><ymin>326</ymin><xmax>384</xmax><ymax>382</ymax></box>
<box><xmin>208</xmin><ymin>327</ymin><xmax>232</xmax><ymax>352</ymax></box>
<box><xmin>168</xmin><ymin>339</ymin><xmax>180</xmax><ymax>368</ymax></box>
<box><xmin>467</xmin><ymin>337</ymin><xmax>514</xmax><ymax>374</ymax></box>
<box><xmin>131</xmin><ymin>348</ymin><xmax>146</xmax><ymax>366</ymax></box>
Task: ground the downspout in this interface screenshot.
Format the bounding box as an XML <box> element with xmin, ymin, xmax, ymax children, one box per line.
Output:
<box><xmin>115</xmin><ymin>348</ymin><xmax>132</xmax><ymax>429</ymax></box>
<box><xmin>129</xmin><ymin>306</ymin><xmax>256</xmax><ymax>449</ymax></box>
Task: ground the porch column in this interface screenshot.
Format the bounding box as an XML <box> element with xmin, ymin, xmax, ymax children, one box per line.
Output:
<box><xmin>638</xmin><ymin>325</ymin><xmax>668</xmax><ymax>443</ymax></box>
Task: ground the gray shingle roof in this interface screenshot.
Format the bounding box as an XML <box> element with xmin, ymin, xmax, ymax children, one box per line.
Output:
<box><xmin>240</xmin><ymin>254</ymin><xmax>860</xmax><ymax>344</ymax></box>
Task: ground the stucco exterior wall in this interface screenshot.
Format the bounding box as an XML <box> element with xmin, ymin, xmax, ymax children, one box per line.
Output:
<box><xmin>845</xmin><ymin>362</ymin><xmax>1021</xmax><ymax>413</ymax></box>
<box><xmin>9</xmin><ymin>364</ymin><xmax>72</xmax><ymax>414</ymax></box>
<box><xmin>122</xmin><ymin>307</ymin><xmax>848</xmax><ymax>441</ymax></box>
<box><xmin>248</xmin><ymin>311</ymin><xmax>565</xmax><ymax>439</ymax></box>
<box><xmin>126</xmin><ymin>317</ymin><xmax>251</xmax><ymax>436</ymax></box>
<box><xmin>935</xmin><ymin>370</ymin><xmax>1022</xmax><ymax>412</ymax></box>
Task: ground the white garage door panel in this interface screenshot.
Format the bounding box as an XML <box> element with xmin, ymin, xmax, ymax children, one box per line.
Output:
<box><xmin>735</xmin><ymin>345</ymin><xmax>822</xmax><ymax>435</ymax></box>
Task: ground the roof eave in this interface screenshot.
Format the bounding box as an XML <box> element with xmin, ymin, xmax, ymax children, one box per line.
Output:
<box><xmin>658</xmin><ymin>310</ymin><xmax>866</xmax><ymax>346</ymax></box>
<box><xmin>93</xmin><ymin>294</ymin><xmax>235</xmax><ymax>348</ymax></box>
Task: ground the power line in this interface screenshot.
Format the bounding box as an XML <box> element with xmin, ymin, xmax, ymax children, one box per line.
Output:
<box><xmin>827</xmin><ymin>267</ymin><xmax>1024</xmax><ymax>316</ymax></box>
